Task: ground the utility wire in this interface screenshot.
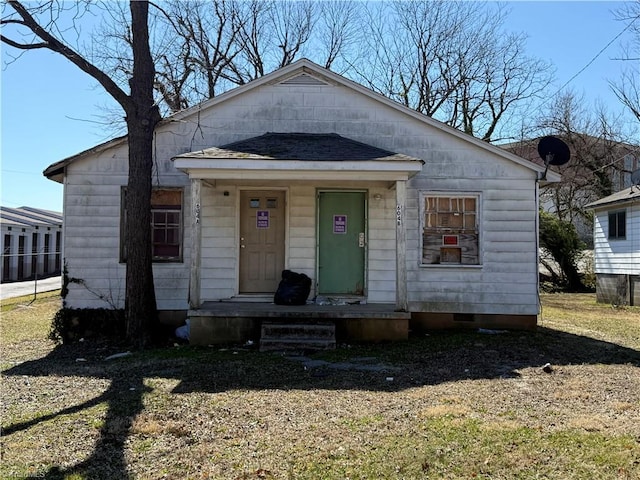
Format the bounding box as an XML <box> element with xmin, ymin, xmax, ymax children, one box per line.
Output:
<box><xmin>533</xmin><ymin>13</ymin><xmax>640</xmax><ymax>172</ymax></box>
<box><xmin>549</xmin><ymin>13</ymin><xmax>640</xmax><ymax>101</ymax></box>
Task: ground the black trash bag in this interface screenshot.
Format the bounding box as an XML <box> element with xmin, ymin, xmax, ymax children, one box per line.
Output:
<box><xmin>274</xmin><ymin>270</ymin><xmax>311</xmax><ymax>306</ymax></box>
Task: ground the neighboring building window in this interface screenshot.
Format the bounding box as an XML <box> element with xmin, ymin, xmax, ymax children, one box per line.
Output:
<box><xmin>608</xmin><ymin>210</ymin><xmax>626</xmax><ymax>240</ymax></box>
<box><xmin>421</xmin><ymin>193</ymin><xmax>480</xmax><ymax>265</ymax></box>
<box><xmin>121</xmin><ymin>188</ymin><xmax>183</xmax><ymax>262</ymax></box>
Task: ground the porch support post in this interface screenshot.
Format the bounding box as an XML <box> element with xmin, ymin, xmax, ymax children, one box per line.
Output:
<box><xmin>395</xmin><ymin>179</ymin><xmax>408</xmax><ymax>311</ymax></box>
<box><xmin>189</xmin><ymin>178</ymin><xmax>202</xmax><ymax>308</ymax></box>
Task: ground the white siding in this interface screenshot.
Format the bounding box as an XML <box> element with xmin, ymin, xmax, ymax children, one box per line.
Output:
<box><xmin>199</xmin><ymin>185</ymin><xmax>237</xmax><ymax>300</ymax></box>
<box><xmin>406</xmin><ymin>166</ymin><xmax>538</xmax><ymax>315</ymax></box>
<box><xmin>287</xmin><ymin>185</ymin><xmax>316</xmax><ymax>278</ymax></box>
<box><xmin>63</xmin><ymin>144</ymin><xmax>191</xmax><ymax>310</ymax></box>
<box><xmin>368</xmin><ymin>187</ymin><xmax>397</xmax><ymax>303</ymax></box>
<box><xmin>593</xmin><ymin>203</ymin><xmax>640</xmax><ymax>275</ymax></box>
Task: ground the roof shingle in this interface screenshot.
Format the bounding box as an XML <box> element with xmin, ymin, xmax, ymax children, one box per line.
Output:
<box><xmin>175</xmin><ymin>132</ymin><xmax>422</xmax><ymax>163</ymax></box>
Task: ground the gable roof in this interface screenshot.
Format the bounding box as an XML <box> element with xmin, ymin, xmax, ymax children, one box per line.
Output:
<box><xmin>44</xmin><ymin>58</ymin><xmax>557</xmax><ymax>182</ymax></box>
<box><xmin>585</xmin><ymin>186</ymin><xmax>640</xmax><ymax>210</ymax></box>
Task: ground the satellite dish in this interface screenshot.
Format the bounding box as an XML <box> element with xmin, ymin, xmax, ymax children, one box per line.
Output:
<box><xmin>537</xmin><ymin>136</ymin><xmax>571</xmax><ymax>180</ymax></box>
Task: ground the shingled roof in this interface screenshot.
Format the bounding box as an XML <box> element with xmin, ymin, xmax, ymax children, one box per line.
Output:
<box><xmin>174</xmin><ymin>133</ymin><xmax>423</xmax><ymax>163</ymax></box>
<box><xmin>585</xmin><ymin>186</ymin><xmax>640</xmax><ymax>209</ymax></box>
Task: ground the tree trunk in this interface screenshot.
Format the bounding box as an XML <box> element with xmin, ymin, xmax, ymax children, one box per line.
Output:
<box><xmin>561</xmin><ymin>258</ymin><xmax>586</xmax><ymax>293</ymax></box>
<box><xmin>125</xmin><ymin>1</ymin><xmax>161</xmax><ymax>348</ymax></box>
<box><xmin>2</xmin><ymin>1</ymin><xmax>162</xmax><ymax>347</ymax></box>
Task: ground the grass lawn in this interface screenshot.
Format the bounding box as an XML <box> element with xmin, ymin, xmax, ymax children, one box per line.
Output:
<box><xmin>1</xmin><ymin>292</ymin><xmax>639</xmax><ymax>479</ymax></box>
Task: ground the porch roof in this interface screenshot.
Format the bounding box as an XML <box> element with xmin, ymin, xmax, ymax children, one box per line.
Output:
<box><xmin>172</xmin><ymin>133</ymin><xmax>424</xmax><ymax>181</ymax></box>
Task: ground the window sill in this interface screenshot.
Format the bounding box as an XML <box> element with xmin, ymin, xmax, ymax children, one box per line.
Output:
<box><xmin>420</xmin><ymin>263</ymin><xmax>483</xmax><ymax>269</ymax></box>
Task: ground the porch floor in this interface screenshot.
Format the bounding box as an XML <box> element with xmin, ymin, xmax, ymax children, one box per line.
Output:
<box><xmin>190</xmin><ymin>301</ymin><xmax>410</xmax><ymax>320</ymax></box>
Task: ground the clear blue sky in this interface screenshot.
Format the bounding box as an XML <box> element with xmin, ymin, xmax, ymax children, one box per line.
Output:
<box><xmin>1</xmin><ymin>1</ymin><xmax>636</xmax><ymax>213</ymax></box>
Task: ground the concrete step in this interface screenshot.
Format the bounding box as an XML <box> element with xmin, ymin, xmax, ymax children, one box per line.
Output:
<box><xmin>259</xmin><ymin>337</ymin><xmax>337</xmax><ymax>352</ymax></box>
<box><xmin>261</xmin><ymin>323</ymin><xmax>335</xmax><ymax>338</ymax></box>
<box><xmin>260</xmin><ymin>322</ymin><xmax>336</xmax><ymax>351</ymax></box>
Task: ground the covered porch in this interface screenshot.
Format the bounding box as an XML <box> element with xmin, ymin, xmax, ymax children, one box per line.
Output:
<box><xmin>172</xmin><ymin>133</ymin><xmax>423</xmax><ymax>346</ymax></box>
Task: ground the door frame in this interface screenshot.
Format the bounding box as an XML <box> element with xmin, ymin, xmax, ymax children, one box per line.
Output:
<box><xmin>316</xmin><ymin>188</ymin><xmax>368</xmax><ymax>297</ymax></box>
<box><xmin>236</xmin><ymin>186</ymin><xmax>289</xmax><ymax>295</ymax></box>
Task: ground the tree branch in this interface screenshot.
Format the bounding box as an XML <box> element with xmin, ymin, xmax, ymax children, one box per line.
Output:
<box><xmin>3</xmin><ymin>1</ymin><xmax>131</xmax><ymax>111</ymax></box>
<box><xmin>0</xmin><ymin>35</ymin><xmax>48</xmax><ymax>49</ymax></box>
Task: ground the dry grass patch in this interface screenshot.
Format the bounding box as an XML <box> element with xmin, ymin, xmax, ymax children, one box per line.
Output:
<box><xmin>0</xmin><ymin>291</ymin><xmax>59</xmax><ymax>347</ymax></box>
<box><xmin>611</xmin><ymin>401</ymin><xmax>636</xmax><ymax>413</ymax></box>
<box><xmin>1</xmin><ymin>292</ymin><xmax>639</xmax><ymax>479</ymax></box>
<box><xmin>540</xmin><ymin>293</ymin><xmax>640</xmax><ymax>348</ymax></box>
<box><xmin>420</xmin><ymin>400</ymin><xmax>472</xmax><ymax>419</ymax></box>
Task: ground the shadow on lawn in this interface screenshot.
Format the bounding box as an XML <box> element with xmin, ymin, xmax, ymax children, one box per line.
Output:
<box><xmin>3</xmin><ymin>327</ymin><xmax>639</xmax><ymax>479</ymax></box>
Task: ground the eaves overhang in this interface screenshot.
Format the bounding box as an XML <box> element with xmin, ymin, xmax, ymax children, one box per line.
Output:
<box><xmin>43</xmin><ymin>135</ymin><xmax>128</xmax><ymax>184</ymax></box>
<box><xmin>172</xmin><ymin>158</ymin><xmax>423</xmax><ymax>181</ymax></box>
<box><xmin>584</xmin><ymin>186</ymin><xmax>640</xmax><ymax>210</ymax></box>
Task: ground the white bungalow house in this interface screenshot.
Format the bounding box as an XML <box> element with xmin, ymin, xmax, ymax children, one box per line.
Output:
<box><xmin>44</xmin><ymin>59</ymin><xmax>559</xmax><ymax>344</ymax></box>
<box><xmin>585</xmin><ymin>187</ymin><xmax>640</xmax><ymax>306</ymax></box>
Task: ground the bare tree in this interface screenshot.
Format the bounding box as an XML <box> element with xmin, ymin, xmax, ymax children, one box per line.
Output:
<box><xmin>505</xmin><ymin>92</ymin><xmax>635</xmax><ymax>289</ymax></box>
<box><xmin>118</xmin><ymin>0</ymin><xmax>322</xmax><ymax>109</ymax></box>
<box><xmin>84</xmin><ymin>1</ymin><xmax>554</xmax><ymax>143</ymax></box>
<box><xmin>351</xmin><ymin>1</ymin><xmax>553</xmax><ymax>143</ymax></box>
<box><xmin>344</xmin><ymin>2</ymin><xmax>408</xmax><ymax>103</ymax></box>
<box><xmin>149</xmin><ymin>0</ymin><xmax>245</xmax><ymax>111</ymax></box>
<box><xmin>316</xmin><ymin>0</ymin><xmax>361</xmax><ymax>70</ymax></box>
<box><xmin>223</xmin><ymin>0</ymin><xmax>316</xmax><ymax>84</ymax></box>
<box><xmin>611</xmin><ymin>1</ymin><xmax>640</xmax><ymax>122</ymax></box>
<box><xmin>2</xmin><ymin>0</ymin><xmax>160</xmax><ymax>348</ymax></box>
<box><xmin>508</xmin><ymin>92</ymin><xmax>635</xmax><ymax>242</ymax></box>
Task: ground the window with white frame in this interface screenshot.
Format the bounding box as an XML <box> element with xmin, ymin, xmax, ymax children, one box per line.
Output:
<box><xmin>421</xmin><ymin>193</ymin><xmax>480</xmax><ymax>265</ymax></box>
<box><xmin>608</xmin><ymin>210</ymin><xmax>626</xmax><ymax>240</ymax></box>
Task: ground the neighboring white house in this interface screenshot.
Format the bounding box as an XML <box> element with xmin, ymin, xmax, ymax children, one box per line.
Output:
<box><xmin>1</xmin><ymin>206</ymin><xmax>63</xmax><ymax>282</ymax></box>
<box><xmin>585</xmin><ymin>187</ymin><xmax>640</xmax><ymax>306</ymax></box>
<box><xmin>43</xmin><ymin>59</ymin><xmax>559</xmax><ymax>343</ymax></box>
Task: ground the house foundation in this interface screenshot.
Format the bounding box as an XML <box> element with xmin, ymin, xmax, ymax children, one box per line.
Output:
<box><xmin>596</xmin><ymin>273</ymin><xmax>640</xmax><ymax>306</ymax></box>
<box><xmin>410</xmin><ymin>312</ymin><xmax>538</xmax><ymax>332</ymax></box>
<box><xmin>187</xmin><ymin>302</ymin><xmax>410</xmax><ymax>346</ymax></box>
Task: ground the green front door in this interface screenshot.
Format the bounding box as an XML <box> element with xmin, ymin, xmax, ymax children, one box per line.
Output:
<box><xmin>318</xmin><ymin>191</ymin><xmax>366</xmax><ymax>295</ymax></box>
